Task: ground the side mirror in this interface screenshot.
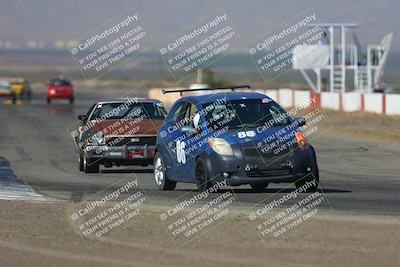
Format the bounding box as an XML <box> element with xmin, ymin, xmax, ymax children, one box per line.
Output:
<box><xmin>293</xmin><ymin>117</ymin><xmax>306</xmax><ymax>126</ymax></box>
<box><xmin>181</xmin><ymin>125</ymin><xmax>195</xmax><ymax>134</ymax></box>
<box><xmin>78</xmin><ymin>115</ymin><xmax>87</xmax><ymax>121</ymax></box>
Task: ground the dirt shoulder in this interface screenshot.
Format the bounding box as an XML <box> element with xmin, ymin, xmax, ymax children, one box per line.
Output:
<box><xmin>322</xmin><ymin>109</ymin><xmax>400</xmax><ymax>143</ymax></box>
<box><xmin>294</xmin><ymin>107</ymin><xmax>400</xmax><ymax>143</ymax></box>
<box><xmin>0</xmin><ymin>201</ymin><xmax>398</xmax><ymax>267</ymax></box>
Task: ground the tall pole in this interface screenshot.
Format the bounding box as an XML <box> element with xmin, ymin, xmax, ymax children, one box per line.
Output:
<box><xmin>197</xmin><ymin>68</ymin><xmax>203</xmax><ymax>84</ymax></box>
<box><xmin>329</xmin><ymin>26</ymin><xmax>334</xmax><ymax>92</ymax></box>
<box><xmin>341</xmin><ymin>25</ymin><xmax>346</xmax><ymax>93</ymax></box>
<box><xmin>367</xmin><ymin>47</ymin><xmax>371</xmax><ymax>92</ymax></box>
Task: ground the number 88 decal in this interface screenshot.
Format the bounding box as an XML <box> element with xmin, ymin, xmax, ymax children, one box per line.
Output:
<box><xmin>237</xmin><ymin>130</ymin><xmax>256</xmax><ymax>138</ymax></box>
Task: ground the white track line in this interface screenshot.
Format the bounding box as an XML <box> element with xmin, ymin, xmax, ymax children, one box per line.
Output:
<box><xmin>0</xmin><ymin>159</ymin><xmax>58</xmax><ymax>203</ymax></box>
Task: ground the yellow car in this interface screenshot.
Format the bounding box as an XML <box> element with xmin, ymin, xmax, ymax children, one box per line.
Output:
<box><xmin>10</xmin><ymin>78</ymin><xmax>32</xmax><ymax>100</ymax></box>
<box><xmin>0</xmin><ymin>81</ymin><xmax>17</xmax><ymax>104</ymax></box>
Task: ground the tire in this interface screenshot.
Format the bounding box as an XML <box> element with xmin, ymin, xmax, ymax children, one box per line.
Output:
<box><xmin>84</xmin><ymin>156</ymin><xmax>99</xmax><ymax>173</ymax></box>
<box><xmin>195</xmin><ymin>157</ymin><xmax>213</xmax><ymax>192</ymax></box>
<box><xmin>310</xmin><ymin>146</ymin><xmax>319</xmax><ymax>181</ymax></box>
<box><xmin>11</xmin><ymin>93</ymin><xmax>16</xmax><ymax>105</ymax></box>
<box><xmin>295</xmin><ymin>147</ymin><xmax>319</xmax><ymax>192</ymax></box>
<box><xmin>79</xmin><ymin>153</ymin><xmax>84</xmax><ymax>171</ymax></box>
<box><xmin>69</xmin><ymin>97</ymin><xmax>74</xmax><ymax>104</ymax></box>
<box><xmin>47</xmin><ymin>98</ymin><xmax>51</xmax><ymax>104</ymax></box>
<box><xmin>154</xmin><ymin>152</ymin><xmax>176</xmax><ymax>190</ymax></box>
<box><xmin>250</xmin><ymin>183</ymin><xmax>269</xmax><ymax>192</ymax></box>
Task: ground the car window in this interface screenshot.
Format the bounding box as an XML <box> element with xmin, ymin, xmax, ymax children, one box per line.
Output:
<box><xmin>166</xmin><ymin>102</ymin><xmax>185</xmax><ymax>123</ymax></box>
<box><xmin>204</xmin><ymin>99</ymin><xmax>290</xmax><ymax>129</ymax></box>
<box><xmin>0</xmin><ymin>85</ymin><xmax>12</xmax><ymax>91</ymax></box>
<box><xmin>269</xmin><ymin>105</ymin><xmax>288</xmax><ymax>125</ymax></box>
<box><xmin>89</xmin><ymin>102</ymin><xmax>166</xmax><ymax>121</ymax></box>
<box><xmin>0</xmin><ymin>82</ymin><xmax>12</xmax><ymax>91</ymax></box>
<box><xmin>182</xmin><ymin>103</ymin><xmax>191</xmax><ymax>122</ymax></box>
<box><xmin>152</xmin><ymin>102</ymin><xmax>167</xmax><ymax>118</ymax></box>
<box><xmin>49</xmin><ymin>79</ymin><xmax>71</xmax><ymax>86</ymax></box>
<box><xmin>181</xmin><ymin>103</ymin><xmax>198</xmax><ymax>126</ymax></box>
<box><xmin>125</xmin><ymin>103</ymin><xmax>166</xmax><ymax>120</ymax></box>
<box><xmin>91</xmin><ymin>104</ymin><xmax>114</xmax><ymax>119</ymax></box>
<box><xmin>84</xmin><ymin>104</ymin><xmax>96</xmax><ymax>120</ymax></box>
<box><xmin>189</xmin><ymin>103</ymin><xmax>198</xmax><ymax>118</ymax></box>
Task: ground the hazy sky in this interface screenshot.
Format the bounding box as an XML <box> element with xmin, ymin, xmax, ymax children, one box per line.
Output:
<box><xmin>0</xmin><ymin>0</ymin><xmax>397</xmax><ymax>50</ymax></box>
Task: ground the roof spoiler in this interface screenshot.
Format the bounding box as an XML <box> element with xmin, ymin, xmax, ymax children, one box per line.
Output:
<box><xmin>162</xmin><ymin>85</ymin><xmax>251</xmax><ymax>96</ymax></box>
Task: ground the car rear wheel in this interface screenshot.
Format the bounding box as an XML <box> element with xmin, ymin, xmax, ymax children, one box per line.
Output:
<box><xmin>154</xmin><ymin>152</ymin><xmax>176</xmax><ymax>190</ymax></box>
<box><xmin>195</xmin><ymin>158</ymin><xmax>213</xmax><ymax>192</ymax></box>
<box><xmin>250</xmin><ymin>183</ymin><xmax>269</xmax><ymax>192</ymax></box>
<box><xmin>84</xmin><ymin>156</ymin><xmax>99</xmax><ymax>173</ymax></box>
<box><xmin>47</xmin><ymin>98</ymin><xmax>51</xmax><ymax>104</ymax></box>
<box><xmin>69</xmin><ymin>97</ymin><xmax>74</xmax><ymax>104</ymax></box>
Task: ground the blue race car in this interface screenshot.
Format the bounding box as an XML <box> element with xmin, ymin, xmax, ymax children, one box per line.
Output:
<box><xmin>154</xmin><ymin>85</ymin><xmax>319</xmax><ymax>192</ymax></box>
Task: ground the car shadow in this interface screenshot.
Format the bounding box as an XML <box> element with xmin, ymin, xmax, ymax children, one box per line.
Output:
<box><xmin>158</xmin><ymin>187</ymin><xmax>351</xmax><ymax>194</ymax></box>
<box><xmin>220</xmin><ymin>187</ymin><xmax>352</xmax><ymax>194</ymax></box>
<box><xmin>100</xmin><ymin>168</ymin><xmax>153</xmax><ymax>174</ymax></box>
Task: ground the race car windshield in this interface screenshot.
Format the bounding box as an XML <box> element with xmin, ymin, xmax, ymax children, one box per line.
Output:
<box><xmin>49</xmin><ymin>79</ymin><xmax>71</xmax><ymax>86</ymax></box>
<box><xmin>204</xmin><ymin>99</ymin><xmax>290</xmax><ymax>129</ymax></box>
<box><xmin>90</xmin><ymin>102</ymin><xmax>166</xmax><ymax>120</ymax></box>
<box><xmin>0</xmin><ymin>83</ymin><xmax>12</xmax><ymax>91</ymax></box>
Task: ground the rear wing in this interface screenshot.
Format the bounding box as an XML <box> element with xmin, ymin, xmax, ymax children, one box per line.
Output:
<box><xmin>162</xmin><ymin>85</ymin><xmax>251</xmax><ymax>96</ymax></box>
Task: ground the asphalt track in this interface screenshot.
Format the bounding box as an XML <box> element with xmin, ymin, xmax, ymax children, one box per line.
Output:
<box><xmin>0</xmin><ymin>88</ymin><xmax>399</xmax><ymax>216</ymax></box>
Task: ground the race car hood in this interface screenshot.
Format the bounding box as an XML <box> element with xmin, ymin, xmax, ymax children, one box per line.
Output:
<box><xmin>88</xmin><ymin>119</ymin><xmax>163</xmax><ymax>136</ymax></box>
<box><xmin>221</xmin><ymin>126</ymin><xmax>300</xmax><ymax>145</ymax></box>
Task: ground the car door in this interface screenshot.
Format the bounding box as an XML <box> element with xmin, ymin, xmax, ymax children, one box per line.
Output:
<box><xmin>173</xmin><ymin>102</ymin><xmax>200</xmax><ymax>182</ymax></box>
<box><xmin>158</xmin><ymin>101</ymin><xmax>187</xmax><ymax>181</ymax></box>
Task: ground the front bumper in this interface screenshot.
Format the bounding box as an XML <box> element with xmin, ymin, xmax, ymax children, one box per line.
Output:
<box><xmin>85</xmin><ymin>144</ymin><xmax>155</xmax><ymax>164</ymax></box>
<box><xmin>204</xmin><ymin>146</ymin><xmax>316</xmax><ymax>186</ymax></box>
<box><xmin>47</xmin><ymin>93</ymin><xmax>73</xmax><ymax>99</ymax></box>
<box><xmin>224</xmin><ymin>172</ymin><xmax>310</xmax><ymax>186</ymax></box>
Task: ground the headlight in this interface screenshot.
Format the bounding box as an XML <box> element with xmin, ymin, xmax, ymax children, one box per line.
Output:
<box><xmin>91</xmin><ymin>131</ymin><xmax>105</xmax><ymax>145</ymax></box>
<box><xmin>208</xmin><ymin>138</ymin><xmax>233</xmax><ymax>156</ymax></box>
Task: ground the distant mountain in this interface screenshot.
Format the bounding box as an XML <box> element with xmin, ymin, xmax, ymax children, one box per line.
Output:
<box><xmin>0</xmin><ymin>49</ymin><xmax>399</xmax><ymax>87</ymax></box>
<box><xmin>0</xmin><ymin>0</ymin><xmax>398</xmax><ymax>50</ymax></box>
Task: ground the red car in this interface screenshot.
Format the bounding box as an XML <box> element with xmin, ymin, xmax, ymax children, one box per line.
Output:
<box><xmin>47</xmin><ymin>78</ymin><xmax>74</xmax><ymax>104</ymax></box>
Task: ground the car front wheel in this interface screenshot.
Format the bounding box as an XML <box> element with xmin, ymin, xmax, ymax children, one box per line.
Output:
<box><xmin>154</xmin><ymin>152</ymin><xmax>176</xmax><ymax>190</ymax></box>
<box><xmin>195</xmin><ymin>158</ymin><xmax>213</xmax><ymax>192</ymax></box>
<box><xmin>295</xmin><ymin>147</ymin><xmax>319</xmax><ymax>192</ymax></box>
<box><xmin>78</xmin><ymin>153</ymin><xmax>84</xmax><ymax>171</ymax></box>
<box><xmin>84</xmin><ymin>156</ymin><xmax>99</xmax><ymax>173</ymax></box>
